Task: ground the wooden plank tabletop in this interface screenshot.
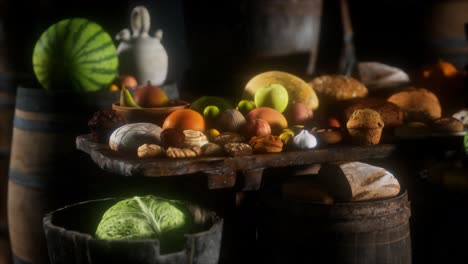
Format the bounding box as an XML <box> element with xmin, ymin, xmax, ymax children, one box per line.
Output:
<box><xmin>76</xmin><ymin>134</ymin><xmax>399</xmax><ymax>190</ymax></box>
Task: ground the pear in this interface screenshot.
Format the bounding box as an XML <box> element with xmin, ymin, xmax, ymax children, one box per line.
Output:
<box><xmin>120</xmin><ymin>86</ymin><xmax>141</xmax><ymax>108</ymax></box>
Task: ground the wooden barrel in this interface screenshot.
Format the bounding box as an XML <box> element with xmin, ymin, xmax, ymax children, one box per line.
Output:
<box><xmin>0</xmin><ymin>74</ymin><xmax>30</xmax><ymax>232</ymax></box>
<box><xmin>7</xmin><ymin>86</ymin><xmax>119</xmax><ymax>264</ymax></box>
<box><xmin>0</xmin><ymin>74</ymin><xmax>32</xmax><ymax>264</ymax></box>
<box><xmin>424</xmin><ymin>0</ymin><xmax>468</xmax><ymax>69</ymax></box>
<box><xmin>258</xmin><ymin>189</ymin><xmax>412</xmax><ymax>264</ymax></box>
<box><xmin>42</xmin><ymin>197</ymin><xmax>223</xmax><ymax>264</ymax></box>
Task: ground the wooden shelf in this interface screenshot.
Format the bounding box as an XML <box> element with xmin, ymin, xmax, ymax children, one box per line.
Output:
<box><xmin>76</xmin><ymin>134</ymin><xmax>398</xmax><ymax>190</ymax></box>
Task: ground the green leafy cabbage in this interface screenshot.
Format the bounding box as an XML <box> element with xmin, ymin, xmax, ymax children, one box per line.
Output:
<box><xmin>464</xmin><ymin>131</ymin><xmax>468</xmax><ymax>155</ymax></box>
<box><xmin>95</xmin><ymin>195</ymin><xmax>193</xmax><ymax>251</ymax></box>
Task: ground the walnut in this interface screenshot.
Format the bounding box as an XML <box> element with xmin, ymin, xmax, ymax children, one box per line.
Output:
<box><xmin>137</xmin><ymin>144</ymin><xmax>165</xmax><ymax>158</ymax></box>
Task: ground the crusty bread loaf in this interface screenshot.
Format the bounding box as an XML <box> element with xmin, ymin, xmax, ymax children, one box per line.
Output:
<box><xmin>387</xmin><ymin>88</ymin><xmax>442</xmax><ymax>122</ymax></box>
<box><xmin>308</xmin><ymin>75</ymin><xmax>368</xmax><ymax>102</ymax></box>
<box><xmin>317</xmin><ymin>161</ymin><xmax>400</xmax><ymax>202</ymax></box>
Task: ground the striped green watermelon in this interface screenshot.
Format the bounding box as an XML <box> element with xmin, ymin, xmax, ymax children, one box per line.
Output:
<box><xmin>32</xmin><ymin>18</ymin><xmax>118</xmax><ymax>92</ymax></box>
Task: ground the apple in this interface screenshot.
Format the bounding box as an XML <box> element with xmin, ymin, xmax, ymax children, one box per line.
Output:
<box><xmin>254</xmin><ymin>83</ymin><xmax>289</xmax><ymax>113</ymax></box>
<box><xmin>246</xmin><ymin>107</ymin><xmax>288</xmax><ymax>133</ymax></box>
<box><xmin>133</xmin><ymin>81</ymin><xmax>169</xmax><ymax>107</ymax></box>
<box><xmin>285</xmin><ymin>102</ymin><xmax>313</xmax><ymax>125</ymax></box>
<box><xmin>203</xmin><ymin>105</ymin><xmax>221</xmax><ymax>128</ymax></box>
<box><xmin>237</xmin><ymin>100</ymin><xmax>256</xmax><ymax>116</ymax></box>
<box><xmin>119</xmin><ymin>75</ymin><xmax>138</xmax><ymax>90</ymax></box>
<box><xmin>327</xmin><ymin>117</ymin><xmax>341</xmax><ymax>128</ymax></box>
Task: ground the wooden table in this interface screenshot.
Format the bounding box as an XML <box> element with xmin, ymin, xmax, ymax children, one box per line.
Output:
<box><xmin>76</xmin><ymin>134</ymin><xmax>399</xmax><ymax>191</ymax></box>
<box><xmin>76</xmin><ymin>133</ymin><xmax>466</xmax><ymax>263</ymax></box>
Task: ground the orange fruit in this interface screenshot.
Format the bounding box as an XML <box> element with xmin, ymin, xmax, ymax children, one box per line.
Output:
<box><xmin>422</xmin><ymin>60</ymin><xmax>458</xmax><ymax>79</ymax></box>
<box><xmin>162</xmin><ymin>109</ymin><xmax>206</xmax><ymax>132</ymax></box>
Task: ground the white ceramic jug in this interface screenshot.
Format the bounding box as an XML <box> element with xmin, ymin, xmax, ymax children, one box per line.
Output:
<box><xmin>116</xmin><ymin>6</ymin><xmax>168</xmax><ymax>86</ymax></box>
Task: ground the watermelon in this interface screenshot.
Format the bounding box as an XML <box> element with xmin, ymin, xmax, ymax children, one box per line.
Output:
<box><xmin>32</xmin><ymin>18</ymin><xmax>118</xmax><ymax>92</ymax></box>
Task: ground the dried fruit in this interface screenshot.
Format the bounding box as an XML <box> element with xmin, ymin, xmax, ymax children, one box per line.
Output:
<box><xmin>249</xmin><ymin>135</ymin><xmax>283</xmax><ymax>153</ymax></box>
<box><xmin>88</xmin><ymin>109</ymin><xmax>126</xmax><ymax>143</ymax></box>
<box><xmin>160</xmin><ymin>128</ymin><xmax>185</xmax><ymax>148</ymax></box>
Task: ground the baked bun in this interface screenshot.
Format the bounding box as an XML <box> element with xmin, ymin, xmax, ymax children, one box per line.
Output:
<box><xmin>341</xmin><ymin>97</ymin><xmax>403</xmax><ymax>128</ymax></box>
<box><xmin>309</xmin><ymin>75</ymin><xmax>368</xmax><ymax>102</ymax></box>
<box><xmin>387</xmin><ymin>88</ymin><xmax>442</xmax><ymax>122</ymax></box>
<box><xmin>452</xmin><ymin>109</ymin><xmax>468</xmax><ymax>128</ymax></box>
<box><xmin>346</xmin><ymin>109</ymin><xmax>384</xmax><ymax>145</ymax></box>
<box><xmin>431</xmin><ymin>117</ymin><xmax>464</xmax><ymax>133</ymax></box>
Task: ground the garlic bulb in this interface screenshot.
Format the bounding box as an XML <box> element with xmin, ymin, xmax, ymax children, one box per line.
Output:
<box><xmin>293</xmin><ymin>130</ymin><xmax>317</xmax><ymax>149</ymax></box>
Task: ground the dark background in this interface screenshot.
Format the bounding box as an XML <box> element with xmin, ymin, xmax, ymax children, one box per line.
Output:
<box><xmin>0</xmin><ymin>0</ymin><xmax>465</xmax><ymax>99</ymax></box>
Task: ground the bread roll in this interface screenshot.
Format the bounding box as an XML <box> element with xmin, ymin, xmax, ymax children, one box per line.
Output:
<box><xmin>387</xmin><ymin>88</ymin><xmax>442</xmax><ymax>122</ymax></box>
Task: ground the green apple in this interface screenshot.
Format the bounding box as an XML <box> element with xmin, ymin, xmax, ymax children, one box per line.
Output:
<box><xmin>236</xmin><ymin>100</ymin><xmax>256</xmax><ymax>116</ymax></box>
<box><xmin>203</xmin><ymin>105</ymin><xmax>221</xmax><ymax>121</ymax></box>
<box><xmin>254</xmin><ymin>83</ymin><xmax>289</xmax><ymax>113</ymax></box>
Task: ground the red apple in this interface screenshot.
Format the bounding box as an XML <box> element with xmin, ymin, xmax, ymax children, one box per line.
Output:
<box><xmin>327</xmin><ymin>117</ymin><xmax>341</xmax><ymax>128</ymax></box>
<box><xmin>119</xmin><ymin>75</ymin><xmax>138</xmax><ymax>90</ymax></box>
<box><xmin>285</xmin><ymin>102</ymin><xmax>313</xmax><ymax>125</ymax></box>
<box><xmin>134</xmin><ymin>82</ymin><xmax>169</xmax><ymax>107</ymax></box>
<box><xmin>242</xmin><ymin>118</ymin><xmax>271</xmax><ymax>139</ymax></box>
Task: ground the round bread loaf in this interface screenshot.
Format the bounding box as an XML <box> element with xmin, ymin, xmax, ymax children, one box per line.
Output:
<box><xmin>308</xmin><ymin>75</ymin><xmax>368</xmax><ymax>102</ymax></box>
<box><xmin>341</xmin><ymin>97</ymin><xmax>403</xmax><ymax>128</ymax></box>
<box><xmin>387</xmin><ymin>88</ymin><xmax>442</xmax><ymax>122</ymax></box>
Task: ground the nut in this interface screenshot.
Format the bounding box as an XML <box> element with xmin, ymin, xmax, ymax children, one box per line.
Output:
<box><xmin>137</xmin><ymin>144</ymin><xmax>165</xmax><ymax>158</ymax></box>
<box><xmin>217</xmin><ymin>109</ymin><xmax>246</xmax><ymax>132</ymax></box>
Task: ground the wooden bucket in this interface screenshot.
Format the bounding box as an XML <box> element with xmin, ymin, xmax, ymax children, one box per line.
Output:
<box><xmin>258</xmin><ymin>189</ymin><xmax>412</xmax><ymax>264</ymax></box>
<box><xmin>42</xmin><ymin>198</ymin><xmax>223</xmax><ymax>264</ymax></box>
<box><xmin>7</xmin><ymin>86</ymin><xmax>119</xmax><ymax>264</ymax></box>
<box><xmin>425</xmin><ymin>0</ymin><xmax>468</xmax><ymax>69</ymax></box>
